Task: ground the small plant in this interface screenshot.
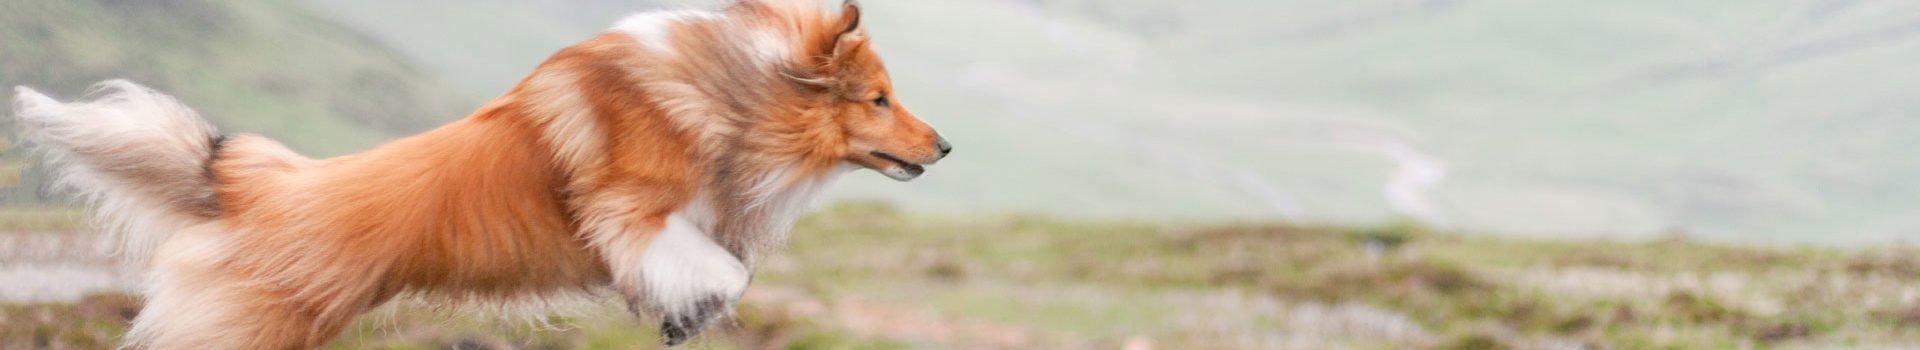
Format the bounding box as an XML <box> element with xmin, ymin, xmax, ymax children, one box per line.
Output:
<box><xmin>1355</xmin><ymin>219</ymin><xmax>1428</xmax><ymax>251</ymax></box>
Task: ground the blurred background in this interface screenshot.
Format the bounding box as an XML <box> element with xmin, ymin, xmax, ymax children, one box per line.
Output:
<box><xmin>4</xmin><ymin>0</ymin><xmax>1920</xmax><ymax>349</ymax></box>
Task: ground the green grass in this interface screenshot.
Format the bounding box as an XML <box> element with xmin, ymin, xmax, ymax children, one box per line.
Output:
<box><xmin>768</xmin><ymin>205</ymin><xmax>1920</xmax><ymax>348</ymax></box>
<box><xmin>7</xmin><ymin>203</ymin><xmax>1917</xmax><ymax>348</ymax></box>
<box><xmin>0</xmin><ymin>208</ymin><xmax>85</xmax><ymax>231</ymax></box>
<box><xmin>0</xmin><ymin>294</ymin><xmax>139</xmax><ymax>350</ymax></box>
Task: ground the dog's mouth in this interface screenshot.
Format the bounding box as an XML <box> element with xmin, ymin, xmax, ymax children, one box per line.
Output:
<box><xmin>869</xmin><ymin>151</ymin><xmax>926</xmax><ymax>181</ymax></box>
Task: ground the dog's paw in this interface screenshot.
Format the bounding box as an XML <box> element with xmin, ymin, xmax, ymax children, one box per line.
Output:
<box><xmin>640</xmin><ymin>214</ymin><xmax>750</xmax><ymax>346</ymax></box>
<box><xmin>659</xmin><ymin>295</ymin><xmax>728</xmax><ymax>346</ymax></box>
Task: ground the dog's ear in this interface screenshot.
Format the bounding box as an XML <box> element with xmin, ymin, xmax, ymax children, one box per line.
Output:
<box><xmin>838</xmin><ymin>0</ymin><xmax>863</xmax><ymax>35</ymax></box>
<box><xmin>830</xmin><ymin>0</ymin><xmax>867</xmax><ymax>59</ymax></box>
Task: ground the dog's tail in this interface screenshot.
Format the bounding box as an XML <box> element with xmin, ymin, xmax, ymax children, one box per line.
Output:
<box><xmin>11</xmin><ymin>80</ymin><xmax>224</xmax><ymax>260</ymax></box>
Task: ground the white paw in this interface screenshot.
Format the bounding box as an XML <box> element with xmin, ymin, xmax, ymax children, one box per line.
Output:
<box><xmin>640</xmin><ymin>214</ymin><xmax>749</xmax><ymax>319</ymax></box>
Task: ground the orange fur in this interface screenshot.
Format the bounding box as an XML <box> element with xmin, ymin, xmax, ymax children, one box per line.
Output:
<box><xmin>12</xmin><ymin>1</ymin><xmax>947</xmax><ymax>348</ymax></box>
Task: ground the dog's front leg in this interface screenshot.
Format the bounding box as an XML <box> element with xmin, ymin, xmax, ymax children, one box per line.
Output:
<box><xmin>597</xmin><ymin>213</ymin><xmax>750</xmax><ymax>346</ymax></box>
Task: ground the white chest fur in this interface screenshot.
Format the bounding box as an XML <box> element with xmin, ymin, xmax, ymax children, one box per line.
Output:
<box><xmin>636</xmin><ymin>164</ymin><xmax>849</xmax><ymax>315</ymax></box>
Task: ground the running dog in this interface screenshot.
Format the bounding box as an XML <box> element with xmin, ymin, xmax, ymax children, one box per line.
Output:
<box><xmin>9</xmin><ymin>0</ymin><xmax>947</xmax><ymax>347</ymax></box>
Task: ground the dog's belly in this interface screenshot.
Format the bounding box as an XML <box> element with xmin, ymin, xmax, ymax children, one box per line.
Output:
<box><xmin>388</xmin><ymin>224</ymin><xmax>613</xmax><ymax>297</ymax></box>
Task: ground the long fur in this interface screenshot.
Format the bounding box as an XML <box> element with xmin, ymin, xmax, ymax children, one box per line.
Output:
<box><xmin>7</xmin><ymin>0</ymin><xmax>947</xmax><ymax>348</ymax></box>
<box><xmin>11</xmin><ymin>82</ymin><xmax>222</xmax><ymax>261</ymax></box>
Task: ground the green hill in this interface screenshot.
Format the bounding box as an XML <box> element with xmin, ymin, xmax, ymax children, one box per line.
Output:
<box><xmin>296</xmin><ymin>0</ymin><xmax>1920</xmax><ymax>244</ymax></box>
<box><xmin>11</xmin><ymin>1</ymin><xmax>1917</xmax><ymax>243</ymax></box>
<box><xmin>1</xmin><ymin>0</ymin><xmax>473</xmax><ymax>202</ymax></box>
<box><xmin>1</xmin><ymin>0</ymin><xmax>469</xmax><ymax>156</ymax></box>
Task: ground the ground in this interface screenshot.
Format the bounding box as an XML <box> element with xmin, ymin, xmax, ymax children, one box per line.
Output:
<box><xmin>2</xmin><ymin>203</ymin><xmax>1918</xmax><ymax>349</ymax></box>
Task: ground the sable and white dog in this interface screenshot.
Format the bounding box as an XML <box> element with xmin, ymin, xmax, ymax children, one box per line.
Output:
<box><xmin>9</xmin><ymin>0</ymin><xmax>948</xmax><ymax>348</ymax></box>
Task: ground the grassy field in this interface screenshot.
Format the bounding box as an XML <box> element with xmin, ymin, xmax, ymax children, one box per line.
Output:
<box><xmin>4</xmin><ymin>203</ymin><xmax>1917</xmax><ymax>349</ymax></box>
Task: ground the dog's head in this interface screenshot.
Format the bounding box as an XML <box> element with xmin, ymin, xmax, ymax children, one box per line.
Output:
<box><xmin>787</xmin><ymin>1</ymin><xmax>949</xmax><ymax>181</ymax></box>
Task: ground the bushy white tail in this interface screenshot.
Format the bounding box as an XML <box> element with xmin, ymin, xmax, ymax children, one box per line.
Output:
<box><xmin>11</xmin><ymin>80</ymin><xmax>223</xmax><ymax>261</ymax></box>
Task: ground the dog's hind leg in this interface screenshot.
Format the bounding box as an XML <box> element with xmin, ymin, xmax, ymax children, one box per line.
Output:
<box><xmin>126</xmin><ymin>227</ymin><xmax>382</xmax><ymax>349</ymax></box>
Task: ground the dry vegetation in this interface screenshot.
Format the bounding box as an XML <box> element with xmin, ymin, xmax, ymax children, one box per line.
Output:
<box><xmin>2</xmin><ymin>203</ymin><xmax>1918</xmax><ymax>349</ymax></box>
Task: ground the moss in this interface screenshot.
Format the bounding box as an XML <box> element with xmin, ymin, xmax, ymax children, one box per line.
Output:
<box><xmin>0</xmin><ymin>292</ymin><xmax>137</xmax><ymax>349</ymax></box>
<box><xmin>783</xmin><ymin>331</ymin><xmax>909</xmax><ymax>350</ymax></box>
<box><xmin>1751</xmin><ymin>322</ymin><xmax>1813</xmax><ymax>344</ymax></box>
<box><xmin>0</xmin><ymin>209</ymin><xmax>86</xmax><ymax>231</ymax></box>
<box><xmin>1844</xmin><ymin>249</ymin><xmax>1920</xmax><ymax>279</ymax></box>
<box><xmin>731</xmin><ymin>296</ymin><xmax>909</xmax><ymax>350</ymax></box>
<box><xmin>1437</xmin><ymin>327</ymin><xmax>1513</xmax><ymax>350</ymax></box>
<box><xmin>1664</xmin><ymin>291</ymin><xmax>1748</xmax><ymax>325</ymax></box>
<box><xmin>1354</xmin><ymin>219</ymin><xmax>1427</xmax><ymax>250</ymax></box>
<box><xmin>1280</xmin><ymin>255</ymin><xmax>1491</xmax><ymax>303</ymax></box>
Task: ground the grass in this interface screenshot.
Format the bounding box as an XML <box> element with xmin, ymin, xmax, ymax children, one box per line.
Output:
<box><xmin>0</xmin><ymin>294</ymin><xmax>139</xmax><ymax>350</ymax></box>
<box><xmin>5</xmin><ymin>202</ymin><xmax>1918</xmax><ymax>349</ymax></box>
<box><xmin>0</xmin><ymin>208</ymin><xmax>84</xmax><ymax>232</ymax></box>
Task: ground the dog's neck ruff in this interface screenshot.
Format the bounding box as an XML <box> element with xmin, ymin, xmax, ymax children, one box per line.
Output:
<box><xmin>531</xmin><ymin>5</ymin><xmax>841</xmax><ymax>262</ymax></box>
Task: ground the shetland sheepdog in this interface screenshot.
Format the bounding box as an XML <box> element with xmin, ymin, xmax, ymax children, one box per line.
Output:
<box><xmin>8</xmin><ymin>0</ymin><xmax>947</xmax><ymax>347</ymax></box>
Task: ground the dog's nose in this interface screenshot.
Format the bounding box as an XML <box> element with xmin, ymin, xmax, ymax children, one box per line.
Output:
<box><xmin>935</xmin><ymin>136</ymin><xmax>952</xmax><ymax>158</ymax></box>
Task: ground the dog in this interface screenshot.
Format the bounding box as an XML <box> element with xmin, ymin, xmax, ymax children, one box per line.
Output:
<box><xmin>8</xmin><ymin>0</ymin><xmax>947</xmax><ymax>347</ymax></box>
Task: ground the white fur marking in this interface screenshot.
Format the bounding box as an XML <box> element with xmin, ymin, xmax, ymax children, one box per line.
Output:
<box><xmin>126</xmin><ymin>227</ymin><xmax>234</xmax><ymax>347</ymax></box>
<box><xmin>742</xmin><ymin>164</ymin><xmax>854</xmax><ymax>248</ymax></box>
<box><xmin>12</xmin><ymin>81</ymin><xmax>219</xmax><ymax>263</ymax></box>
<box><xmin>741</xmin><ymin>29</ymin><xmax>793</xmax><ymax>67</ymax></box>
<box><xmin>881</xmin><ymin>166</ymin><xmax>920</xmax><ymax>181</ymax></box>
<box><xmin>14</xmin><ymin>86</ymin><xmax>56</xmax><ymax>108</ymax></box>
<box><xmin>523</xmin><ymin>71</ymin><xmax>607</xmax><ymax>169</ymax></box>
<box><xmin>614</xmin><ymin>10</ymin><xmax>718</xmax><ymax>56</ymax></box>
<box><xmin>640</xmin><ymin>213</ymin><xmax>748</xmax><ymax>315</ymax></box>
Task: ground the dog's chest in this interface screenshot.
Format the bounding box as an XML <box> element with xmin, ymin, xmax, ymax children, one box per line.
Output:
<box><xmin>689</xmin><ymin>166</ymin><xmax>849</xmax><ymax>241</ymax></box>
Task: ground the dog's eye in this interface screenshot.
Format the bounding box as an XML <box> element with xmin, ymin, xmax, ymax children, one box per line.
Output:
<box><xmin>872</xmin><ymin>96</ymin><xmax>890</xmax><ymax>108</ymax></box>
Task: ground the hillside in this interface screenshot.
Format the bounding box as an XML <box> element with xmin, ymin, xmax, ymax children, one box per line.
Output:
<box><xmin>296</xmin><ymin>0</ymin><xmax>1920</xmax><ymax>244</ymax></box>
<box><xmin>1052</xmin><ymin>0</ymin><xmax>1920</xmax><ymax>242</ymax></box>
<box><xmin>6</xmin><ymin>1</ymin><xmax>1911</xmax><ymax>241</ymax></box>
<box><xmin>1</xmin><ymin>0</ymin><xmax>470</xmax><ymax>201</ymax></box>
